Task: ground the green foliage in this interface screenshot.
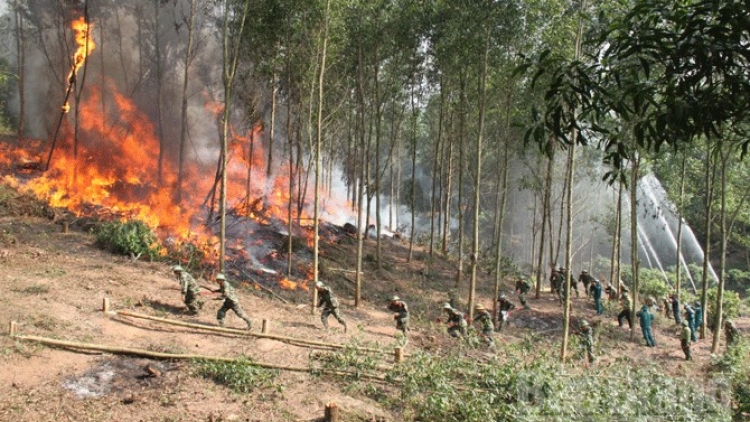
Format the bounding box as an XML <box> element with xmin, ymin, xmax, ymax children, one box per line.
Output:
<box><xmin>193</xmin><ymin>358</ymin><xmax>276</xmax><ymax>394</ymax></box>
<box><xmin>710</xmin><ymin>339</ymin><xmax>750</xmax><ymax>420</ymax></box>
<box><xmin>94</xmin><ymin>220</ymin><xmax>161</xmax><ymax>260</ymax></box>
<box><xmin>637</xmin><ymin>268</ymin><xmax>671</xmax><ymax>300</ymax></box>
<box><xmin>706</xmin><ymin>287</ymin><xmax>741</xmax><ymax>332</ymax></box>
<box><xmin>388</xmin><ymin>348</ymin><xmax>730</xmax><ymax>421</ymax></box>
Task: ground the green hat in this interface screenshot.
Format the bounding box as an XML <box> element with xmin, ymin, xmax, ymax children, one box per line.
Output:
<box><xmin>215</xmin><ymin>273</ymin><xmax>226</xmax><ymax>281</ymax></box>
<box><xmin>392</xmin><ymin>295</ymin><xmax>400</xmax><ymax>301</ymax></box>
<box><xmin>581</xmin><ymin>270</ymin><xmax>588</xmax><ymax>273</ymax></box>
<box><xmin>475</xmin><ymin>304</ymin><xmax>486</xmax><ymax>311</ymax></box>
<box><xmin>694</xmin><ymin>300</ymin><xmax>701</xmax><ymax>307</ymax></box>
<box><xmin>580</xmin><ymin>320</ymin><xmax>589</xmax><ymax>327</ymax></box>
<box><xmin>315</xmin><ymin>281</ymin><xmax>326</xmax><ymax>289</ymax></box>
<box><xmin>499</xmin><ymin>294</ymin><xmax>506</xmax><ymax>299</ymax></box>
<box><xmin>725</xmin><ymin>319</ymin><xmax>734</xmax><ymax>326</ymax></box>
<box><xmin>172</xmin><ymin>265</ymin><xmax>184</xmax><ymax>273</ymax></box>
<box><xmin>442</xmin><ymin>302</ymin><xmax>452</xmax><ymax>310</ymax></box>
<box><xmin>682</xmin><ymin>320</ymin><xmax>689</xmax><ymax>326</ymax></box>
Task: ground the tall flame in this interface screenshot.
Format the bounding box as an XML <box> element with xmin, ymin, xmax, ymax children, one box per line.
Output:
<box><xmin>68</xmin><ymin>17</ymin><xmax>95</xmax><ymax>86</ymax></box>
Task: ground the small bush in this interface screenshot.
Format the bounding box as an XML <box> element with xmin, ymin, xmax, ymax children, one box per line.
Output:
<box><xmin>706</xmin><ymin>287</ymin><xmax>741</xmax><ymax>332</ymax></box>
<box><xmin>94</xmin><ymin>220</ymin><xmax>160</xmax><ymax>260</ymax></box>
<box><xmin>193</xmin><ymin>358</ymin><xmax>276</xmax><ymax>394</ymax></box>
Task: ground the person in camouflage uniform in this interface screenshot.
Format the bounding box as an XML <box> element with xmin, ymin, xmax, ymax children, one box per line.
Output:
<box><xmin>579</xmin><ymin>320</ymin><xmax>595</xmax><ymax>363</ymax></box>
<box><xmin>213</xmin><ymin>273</ymin><xmax>253</xmax><ymax>329</ymax></box>
<box><xmin>388</xmin><ymin>296</ymin><xmax>409</xmax><ymax>343</ymax></box>
<box><xmin>316</xmin><ymin>281</ymin><xmax>347</xmax><ymax>332</ymax></box>
<box><xmin>442</xmin><ymin>303</ymin><xmax>468</xmax><ymax>338</ymax></box>
<box><xmin>550</xmin><ymin>267</ymin><xmax>563</xmax><ymax>300</ymax></box>
<box><xmin>693</xmin><ymin>300</ymin><xmax>703</xmax><ymax>341</ymax></box>
<box><xmin>617</xmin><ymin>292</ymin><xmax>632</xmax><ymax>329</ymax></box>
<box><xmin>173</xmin><ymin>265</ymin><xmax>202</xmax><ymax>314</ymax></box>
<box><xmin>636</xmin><ymin>303</ymin><xmax>656</xmax><ymax>347</ymax></box>
<box><xmin>591</xmin><ymin>279</ymin><xmax>604</xmax><ymax>315</ymax></box>
<box><xmin>515</xmin><ymin>276</ymin><xmax>532</xmax><ymax>309</ymax></box>
<box><xmin>662</xmin><ymin>296</ymin><xmax>672</xmax><ymax>319</ymax></box>
<box><xmin>566</xmin><ymin>268</ymin><xmax>580</xmax><ymax>298</ymax></box>
<box><xmin>473</xmin><ymin>304</ymin><xmax>495</xmax><ymax>346</ymax></box>
<box><xmin>724</xmin><ymin>319</ymin><xmax>739</xmax><ymax>350</ymax></box>
<box><xmin>579</xmin><ymin>270</ymin><xmax>595</xmax><ymax>297</ymax></box>
<box><xmin>496</xmin><ymin>294</ymin><xmax>516</xmax><ymax>331</ymax></box>
<box><xmin>680</xmin><ymin>319</ymin><xmax>692</xmax><ymax>360</ymax></box>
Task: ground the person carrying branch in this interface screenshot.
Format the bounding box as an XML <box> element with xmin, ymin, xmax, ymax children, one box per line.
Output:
<box><xmin>579</xmin><ymin>270</ymin><xmax>594</xmax><ymax>297</ymax></box>
<box><xmin>214</xmin><ymin>273</ymin><xmax>253</xmax><ymax>330</ymax></box>
<box><xmin>172</xmin><ymin>265</ymin><xmax>202</xmax><ymax>315</ymax></box>
<box><xmin>724</xmin><ymin>320</ymin><xmax>739</xmax><ymax>350</ymax></box>
<box><xmin>515</xmin><ymin>276</ymin><xmax>532</xmax><ymax>309</ymax></box>
<box><xmin>388</xmin><ymin>295</ymin><xmax>409</xmax><ymax>344</ymax></box>
<box><xmin>316</xmin><ymin>281</ymin><xmax>348</xmax><ymax>333</ymax></box>
<box><xmin>617</xmin><ymin>292</ymin><xmax>633</xmax><ymax>329</ymax></box>
<box><xmin>496</xmin><ymin>294</ymin><xmax>516</xmax><ymax>331</ymax></box>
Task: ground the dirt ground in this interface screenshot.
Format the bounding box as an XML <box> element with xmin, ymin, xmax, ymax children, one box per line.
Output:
<box><xmin>0</xmin><ymin>212</ymin><xmax>741</xmax><ymax>421</ymax></box>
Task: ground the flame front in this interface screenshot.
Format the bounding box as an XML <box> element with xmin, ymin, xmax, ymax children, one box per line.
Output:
<box><xmin>68</xmin><ymin>17</ymin><xmax>95</xmax><ymax>86</ymax></box>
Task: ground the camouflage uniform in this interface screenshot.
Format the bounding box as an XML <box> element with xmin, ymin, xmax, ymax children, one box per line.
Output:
<box><xmin>174</xmin><ymin>266</ymin><xmax>202</xmax><ymax>314</ymax></box>
<box><xmin>443</xmin><ymin>304</ymin><xmax>468</xmax><ymax>338</ymax></box>
<box><xmin>473</xmin><ymin>305</ymin><xmax>495</xmax><ymax>346</ymax></box>
<box><xmin>680</xmin><ymin>320</ymin><xmax>692</xmax><ymax>360</ymax></box>
<box><xmin>662</xmin><ymin>296</ymin><xmax>672</xmax><ymax>319</ymax></box>
<box><xmin>617</xmin><ymin>293</ymin><xmax>632</xmax><ymax>329</ymax></box>
<box><xmin>496</xmin><ymin>295</ymin><xmax>516</xmax><ymax>331</ymax></box>
<box><xmin>579</xmin><ymin>271</ymin><xmax>595</xmax><ymax>297</ymax></box>
<box><xmin>725</xmin><ymin>320</ymin><xmax>739</xmax><ymax>349</ymax></box>
<box><xmin>515</xmin><ymin>278</ymin><xmax>532</xmax><ymax>309</ymax></box>
<box><xmin>215</xmin><ymin>275</ymin><xmax>253</xmax><ymax>329</ymax></box>
<box><xmin>579</xmin><ymin>320</ymin><xmax>595</xmax><ymax>363</ymax></box>
<box><xmin>388</xmin><ymin>297</ymin><xmax>409</xmax><ymax>335</ymax></box>
<box><xmin>636</xmin><ymin>304</ymin><xmax>656</xmax><ymax>347</ymax></box>
<box><xmin>316</xmin><ymin>283</ymin><xmax>347</xmax><ymax>332</ymax></box>
<box><xmin>671</xmin><ymin>293</ymin><xmax>682</xmax><ymax>324</ymax></box>
<box><xmin>550</xmin><ymin>269</ymin><xmax>563</xmax><ymax>299</ymax></box>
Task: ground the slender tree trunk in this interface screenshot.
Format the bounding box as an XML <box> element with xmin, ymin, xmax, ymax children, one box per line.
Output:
<box><xmin>14</xmin><ymin>3</ymin><xmax>26</xmax><ymax>143</ymax></box>
<box><xmin>312</xmin><ymin>0</ymin><xmax>331</xmax><ymax>313</ymax></box>
<box><xmin>267</xmin><ymin>68</ymin><xmax>278</xmax><ymax>177</ymax></box>
<box><xmin>535</xmin><ymin>151</ymin><xmax>553</xmax><ymax>298</ymax></box>
<box><xmin>675</xmin><ymin>155</ymin><xmax>686</xmax><ymax>303</ymax></box>
<box><xmin>712</xmin><ymin>145</ymin><xmax>728</xmax><ymax>353</ymax></box>
<box><xmin>700</xmin><ymin>144</ymin><xmax>716</xmax><ymax>339</ymax></box>
<box><xmin>154</xmin><ymin>1</ymin><xmax>165</xmax><ymax>182</ymax></box>
<box><xmin>455</xmin><ymin>74</ymin><xmax>467</xmax><ymax>288</ymax></box>
<box><xmin>610</xmin><ymin>180</ymin><xmax>623</xmax><ymax>291</ymax></box>
<box><xmin>442</xmin><ymin>111</ymin><xmax>454</xmax><ymax>255</ymax></box>
<box><xmin>408</xmin><ymin>82</ymin><xmax>418</xmax><ymax>262</ymax></box>
<box><xmin>429</xmin><ymin>76</ymin><xmax>445</xmax><ymax>257</ymax></box>
<box><xmin>629</xmin><ymin>153</ymin><xmax>640</xmax><ymax>340</ymax></box>
<box><xmin>177</xmin><ymin>0</ymin><xmax>196</xmax><ymax>202</ymax></box>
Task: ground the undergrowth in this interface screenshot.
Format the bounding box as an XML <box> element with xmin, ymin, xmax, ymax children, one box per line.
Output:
<box><xmin>193</xmin><ymin>358</ymin><xmax>277</xmax><ymax>394</ymax></box>
<box><xmin>93</xmin><ymin>219</ymin><xmax>160</xmax><ymax>260</ymax></box>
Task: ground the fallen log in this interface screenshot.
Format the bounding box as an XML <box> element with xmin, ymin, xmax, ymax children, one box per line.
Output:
<box><xmin>10</xmin><ymin>333</ymin><xmax>389</xmax><ymax>382</ymax></box>
<box><xmin>114</xmin><ymin>310</ymin><xmax>407</xmax><ymax>357</ymax></box>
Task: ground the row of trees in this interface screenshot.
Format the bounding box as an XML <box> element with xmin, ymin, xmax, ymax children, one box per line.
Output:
<box><xmin>2</xmin><ymin>0</ymin><xmax>748</xmax><ymax>360</ymax></box>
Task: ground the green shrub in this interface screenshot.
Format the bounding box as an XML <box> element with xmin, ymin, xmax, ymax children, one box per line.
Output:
<box><xmin>94</xmin><ymin>219</ymin><xmax>160</xmax><ymax>260</ymax></box>
<box><xmin>706</xmin><ymin>287</ymin><xmax>741</xmax><ymax>332</ymax></box>
<box><xmin>193</xmin><ymin>358</ymin><xmax>276</xmax><ymax>394</ymax></box>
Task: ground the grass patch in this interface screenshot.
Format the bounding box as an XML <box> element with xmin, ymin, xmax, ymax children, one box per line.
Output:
<box><xmin>16</xmin><ymin>283</ymin><xmax>50</xmax><ymax>295</ymax></box>
<box><xmin>193</xmin><ymin>358</ymin><xmax>277</xmax><ymax>394</ymax></box>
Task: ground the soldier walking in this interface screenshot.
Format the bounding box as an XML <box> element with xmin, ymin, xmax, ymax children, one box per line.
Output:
<box><xmin>724</xmin><ymin>320</ymin><xmax>739</xmax><ymax>350</ymax></box>
<box><xmin>693</xmin><ymin>301</ymin><xmax>703</xmax><ymax>340</ymax></box>
<box><xmin>680</xmin><ymin>320</ymin><xmax>692</xmax><ymax>360</ymax></box>
<box><xmin>617</xmin><ymin>292</ymin><xmax>633</xmax><ymax>329</ymax></box>
<box><xmin>579</xmin><ymin>320</ymin><xmax>596</xmax><ymax>363</ymax></box>
<box><xmin>684</xmin><ymin>304</ymin><xmax>697</xmax><ymax>342</ymax></box>
<box><xmin>591</xmin><ymin>279</ymin><xmax>604</xmax><ymax>315</ymax></box>
<box><xmin>442</xmin><ymin>303</ymin><xmax>468</xmax><ymax>338</ymax></box>
<box><xmin>515</xmin><ymin>276</ymin><xmax>532</xmax><ymax>309</ymax></box>
<box><xmin>172</xmin><ymin>265</ymin><xmax>202</xmax><ymax>314</ymax></box>
<box><xmin>550</xmin><ymin>267</ymin><xmax>563</xmax><ymax>300</ymax></box>
<box><xmin>496</xmin><ymin>294</ymin><xmax>516</xmax><ymax>331</ymax></box>
<box><xmin>214</xmin><ymin>273</ymin><xmax>253</xmax><ymax>330</ymax></box>
<box><xmin>579</xmin><ymin>270</ymin><xmax>594</xmax><ymax>297</ymax></box>
<box><xmin>388</xmin><ymin>296</ymin><xmax>409</xmax><ymax>344</ymax></box>
<box><xmin>316</xmin><ymin>282</ymin><xmax>347</xmax><ymax>332</ymax></box>
<box><xmin>636</xmin><ymin>303</ymin><xmax>656</xmax><ymax>347</ymax></box>
<box><xmin>671</xmin><ymin>292</ymin><xmax>681</xmax><ymax>324</ymax></box>
<box><xmin>473</xmin><ymin>304</ymin><xmax>495</xmax><ymax>346</ymax></box>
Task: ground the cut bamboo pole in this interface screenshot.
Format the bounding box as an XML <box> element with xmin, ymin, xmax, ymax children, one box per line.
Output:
<box><xmin>102</xmin><ymin>297</ymin><xmax>111</xmax><ymax>312</ymax></box>
<box><xmin>394</xmin><ymin>347</ymin><xmax>404</xmax><ymax>363</ymax></box>
<box><xmin>325</xmin><ymin>402</ymin><xmax>340</xmax><ymax>422</ymax></box>
<box><xmin>261</xmin><ymin>319</ymin><xmax>269</xmax><ymax>334</ymax></box>
<box><xmin>12</xmin><ymin>333</ymin><xmax>389</xmax><ymax>382</ymax></box>
<box><xmin>115</xmin><ymin>310</ymin><xmax>403</xmax><ymax>356</ymax></box>
<box><xmin>8</xmin><ymin>321</ymin><xmax>17</xmax><ymax>336</ymax></box>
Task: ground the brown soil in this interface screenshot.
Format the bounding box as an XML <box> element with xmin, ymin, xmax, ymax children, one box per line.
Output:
<box><xmin>0</xmin><ymin>204</ymin><xmax>740</xmax><ymax>421</ymax></box>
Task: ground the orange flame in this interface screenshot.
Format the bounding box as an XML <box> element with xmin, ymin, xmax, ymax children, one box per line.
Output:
<box><xmin>67</xmin><ymin>17</ymin><xmax>95</xmax><ymax>86</ymax></box>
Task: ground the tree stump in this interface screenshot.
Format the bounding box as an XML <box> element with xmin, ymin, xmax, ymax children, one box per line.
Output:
<box><xmin>324</xmin><ymin>402</ymin><xmax>339</xmax><ymax>422</ymax></box>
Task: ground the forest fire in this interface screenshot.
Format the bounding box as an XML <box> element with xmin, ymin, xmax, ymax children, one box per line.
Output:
<box><xmin>0</xmin><ymin>14</ymin><xmax>354</xmax><ymax>291</ymax></box>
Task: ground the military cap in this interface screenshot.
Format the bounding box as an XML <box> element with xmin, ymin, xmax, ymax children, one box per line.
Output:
<box><xmin>442</xmin><ymin>302</ymin><xmax>452</xmax><ymax>309</ymax></box>
<box><xmin>392</xmin><ymin>295</ymin><xmax>400</xmax><ymax>301</ymax></box>
<box><xmin>172</xmin><ymin>265</ymin><xmax>184</xmax><ymax>273</ymax></box>
<box><xmin>215</xmin><ymin>273</ymin><xmax>226</xmax><ymax>281</ymax></box>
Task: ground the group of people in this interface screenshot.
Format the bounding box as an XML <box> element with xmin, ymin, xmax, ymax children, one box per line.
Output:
<box><xmin>170</xmin><ymin>263</ymin><xmax>741</xmax><ymax>363</ymax></box>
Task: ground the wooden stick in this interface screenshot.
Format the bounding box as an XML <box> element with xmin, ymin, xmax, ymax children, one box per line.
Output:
<box><xmin>325</xmin><ymin>402</ymin><xmax>340</xmax><ymax>422</ymax></box>
<box><xmin>102</xmin><ymin>297</ymin><xmax>110</xmax><ymax>312</ymax></box>
<box><xmin>327</xmin><ymin>268</ymin><xmax>363</xmax><ymax>275</ymax></box>
<box><xmin>8</xmin><ymin>321</ymin><xmax>17</xmax><ymax>336</ymax></box>
<box><xmin>261</xmin><ymin>319</ymin><xmax>269</xmax><ymax>334</ymax></box>
<box><xmin>252</xmin><ymin>281</ymin><xmax>290</xmax><ymax>304</ymax></box>
<box><xmin>12</xmin><ymin>334</ymin><xmax>388</xmax><ymax>382</ymax></box>
<box><xmin>114</xmin><ymin>310</ymin><xmax>399</xmax><ymax>355</ymax></box>
<box><xmin>394</xmin><ymin>347</ymin><xmax>404</xmax><ymax>363</ymax></box>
